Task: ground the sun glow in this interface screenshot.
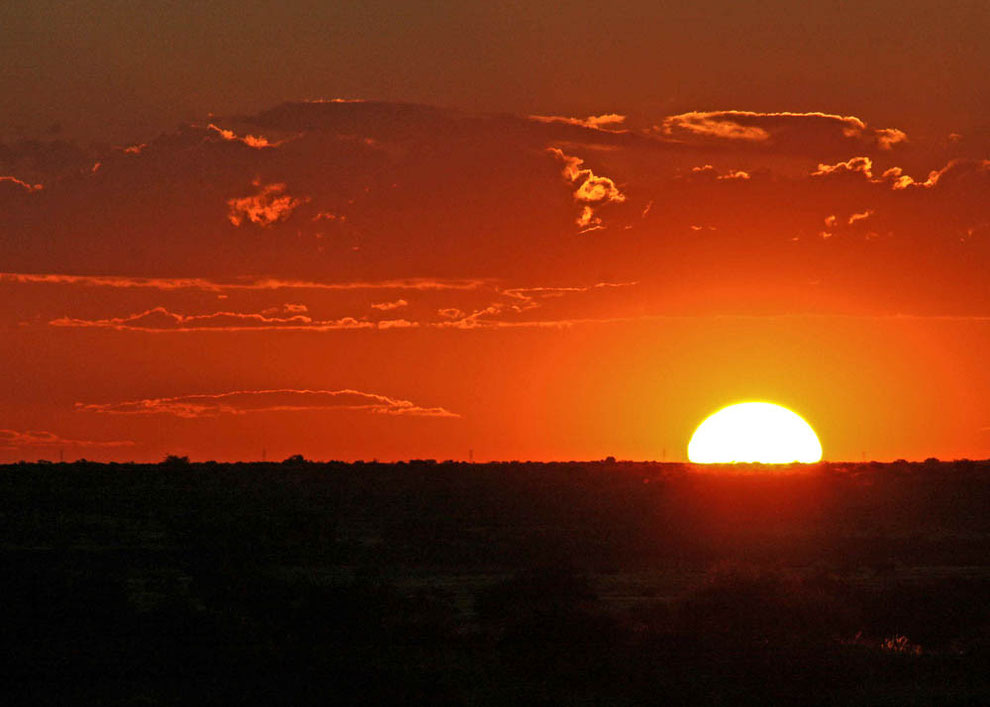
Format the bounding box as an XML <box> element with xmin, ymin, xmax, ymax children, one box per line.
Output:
<box><xmin>687</xmin><ymin>402</ymin><xmax>823</xmax><ymax>464</ymax></box>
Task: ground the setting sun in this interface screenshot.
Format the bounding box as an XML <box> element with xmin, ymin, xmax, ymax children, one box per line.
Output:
<box><xmin>688</xmin><ymin>402</ymin><xmax>823</xmax><ymax>464</ymax></box>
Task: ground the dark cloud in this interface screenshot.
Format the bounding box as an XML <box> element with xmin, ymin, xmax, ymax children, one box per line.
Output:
<box><xmin>0</xmin><ymin>139</ymin><xmax>94</xmax><ymax>184</ymax></box>
<box><xmin>0</xmin><ymin>100</ymin><xmax>987</xmax><ymax>320</ymax></box>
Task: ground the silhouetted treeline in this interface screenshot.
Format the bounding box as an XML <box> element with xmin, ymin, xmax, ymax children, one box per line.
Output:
<box><xmin>1</xmin><ymin>459</ymin><xmax>988</xmax><ymax>704</ymax></box>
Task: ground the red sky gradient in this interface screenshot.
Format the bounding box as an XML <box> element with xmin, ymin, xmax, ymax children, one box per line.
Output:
<box><xmin>2</xmin><ymin>3</ymin><xmax>989</xmax><ymax>462</ymax></box>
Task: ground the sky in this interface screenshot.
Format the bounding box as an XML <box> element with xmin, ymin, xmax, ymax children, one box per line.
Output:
<box><xmin>2</xmin><ymin>1</ymin><xmax>989</xmax><ymax>462</ymax></box>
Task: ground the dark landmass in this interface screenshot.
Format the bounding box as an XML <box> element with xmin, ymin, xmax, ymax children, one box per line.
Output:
<box><xmin>2</xmin><ymin>458</ymin><xmax>989</xmax><ymax>705</ymax></box>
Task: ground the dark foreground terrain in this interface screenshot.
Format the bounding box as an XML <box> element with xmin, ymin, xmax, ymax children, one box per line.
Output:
<box><xmin>2</xmin><ymin>457</ymin><xmax>989</xmax><ymax>705</ymax></box>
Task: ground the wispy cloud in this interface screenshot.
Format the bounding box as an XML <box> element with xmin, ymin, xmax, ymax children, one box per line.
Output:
<box><xmin>44</xmin><ymin>279</ymin><xmax>636</xmax><ymax>333</ymax></box>
<box><xmin>370</xmin><ymin>298</ymin><xmax>408</xmax><ymax>311</ymax></box>
<box><xmin>434</xmin><ymin>281</ymin><xmax>637</xmax><ymax>329</ymax></box>
<box><xmin>49</xmin><ymin>307</ymin><xmax>377</xmax><ymax>332</ymax></box>
<box><xmin>847</xmin><ymin>209</ymin><xmax>874</xmax><ymax>225</ymax></box>
<box><xmin>207</xmin><ymin>123</ymin><xmax>282</xmax><ymax>149</ymax></box>
<box><xmin>529</xmin><ymin>113</ymin><xmax>627</xmax><ymax>132</ymax></box>
<box><xmin>689</xmin><ymin>165</ymin><xmax>751</xmax><ymax>180</ymax></box>
<box><xmin>0</xmin><ymin>272</ymin><xmax>489</xmax><ymax>292</ymax></box>
<box><xmin>76</xmin><ymin>389</ymin><xmax>459</xmax><ymax>418</ymax></box>
<box><xmin>0</xmin><ymin>429</ymin><xmax>133</xmax><ymax>450</ymax></box>
<box><xmin>302</xmin><ymin>98</ymin><xmax>366</xmax><ymax>104</ymax></box>
<box><xmin>0</xmin><ymin>175</ymin><xmax>43</xmax><ymax>193</ymax></box>
<box><xmin>376</xmin><ymin>319</ymin><xmax>419</xmax><ymax>329</ymax></box>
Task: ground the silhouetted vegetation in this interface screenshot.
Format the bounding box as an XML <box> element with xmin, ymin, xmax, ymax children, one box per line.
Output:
<box><xmin>1</xmin><ymin>459</ymin><xmax>988</xmax><ymax>704</ymax></box>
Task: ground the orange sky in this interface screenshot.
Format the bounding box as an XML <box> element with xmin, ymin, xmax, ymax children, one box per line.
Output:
<box><xmin>2</xmin><ymin>3</ymin><xmax>990</xmax><ymax>462</ymax></box>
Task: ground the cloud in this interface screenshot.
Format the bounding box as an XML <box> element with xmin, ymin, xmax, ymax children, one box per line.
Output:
<box><xmin>847</xmin><ymin>209</ymin><xmax>874</xmax><ymax>225</ymax></box>
<box><xmin>812</xmin><ymin>156</ymin><xmax>876</xmax><ymax>178</ymax></box>
<box><xmin>575</xmin><ymin>174</ymin><xmax>625</xmax><ymax>203</ymax></box>
<box><xmin>0</xmin><ymin>174</ymin><xmax>43</xmax><ymax>203</ymax></box>
<box><xmin>820</xmin><ymin>209</ymin><xmax>875</xmax><ymax>239</ymax></box>
<box><xmin>812</xmin><ymin>157</ymin><xmax>990</xmax><ymax>190</ymax></box>
<box><xmin>76</xmin><ymin>389</ymin><xmax>459</xmax><ymax>418</ymax></box>
<box><xmin>662</xmin><ymin>113</ymin><xmax>772</xmax><ymax>141</ymax></box>
<box><xmin>550</xmin><ymin>149</ymin><xmax>625</xmax><ymax>203</ymax></box>
<box><xmin>548</xmin><ymin>148</ymin><xmax>626</xmax><ymax>229</ymax></box>
<box><xmin>207</xmin><ymin>123</ymin><xmax>281</xmax><ymax>149</ymax></box>
<box><xmin>689</xmin><ymin>165</ymin><xmax>751</xmax><ymax>180</ymax></box>
<box><xmin>501</xmin><ymin>282</ymin><xmax>635</xmax><ymax>306</ymax></box>
<box><xmin>39</xmin><ymin>280</ymin><xmax>634</xmax><ymax>334</ymax></box>
<box><xmin>370</xmin><ymin>298</ymin><xmax>408</xmax><ymax>311</ymax></box>
<box><xmin>302</xmin><ymin>98</ymin><xmax>367</xmax><ymax>104</ymax></box>
<box><xmin>0</xmin><ymin>429</ymin><xmax>133</xmax><ymax>450</ymax></box>
<box><xmin>43</xmin><ymin>279</ymin><xmax>637</xmax><ymax>333</ymax></box>
<box><xmin>577</xmin><ymin>205</ymin><xmax>602</xmax><ymax>230</ymax></box>
<box><xmin>0</xmin><ymin>175</ymin><xmax>43</xmax><ymax>193</ymax></box>
<box><xmin>0</xmin><ymin>273</ymin><xmax>234</xmax><ymax>291</ymax></box>
<box><xmin>431</xmin><ymin>314</ymin><xmax>641</xmax><ymax>330</ymax></box>
<box><xmin>877</xmin><ymin>166</ymin><xmax>917</xmax><ymax>190</ymax></box>
<box><xmin>227</xmin><ymin>180</ymin><xmax>309</xmax><ymax>227</ymax></box>
<box><xmin>0</xmin><ymin>138</ymin><xmax>93</xmax><ymax>183</ymax></box>
<box><xmin>657</xmin><ymin>110</ymin><xmax>906</xmax><ymax>152</ymax></box>
<box><xmin>5</xmin><ymin>99</ymin><xmax>984</xmax><ymax>335</ymax></box>
<box><xmin>376</xmin><ymin>318</ymin><xmax>419</xmax><ymax>329</ymax></box>
<box><xmin>915</xmin><ymin>159</ymin><xmax>990</xmax><ymax>190</ymax></box>
<box><xmin>812</xmin><ymin>156</ymin><xmax>922</xmax><ymax>189</ymax></box>
<box><xmin>720</xmin><ymin>170</ymin><xmax>751</xmax><ymax>180</ymax></box>
<box><xmin>0</xmin><ymin>272</ymin><xmax>488</xmax><ymax>292</ymax></box>
<box><xmin>529</xmin><ymin>113</ymin><xmax>627</xmax><ymax>131</ymax></box>
<box><xmin>433</xmin><ymin>281</ymin><xmax>637</xmax><ymax>329</ymax></box>
<box><xmin>875</xmin><ymin>128</ymin><xmax>908</xmax><ymax>150</ymax></box>
<box><xmin>48</xmin><ymin>306</ymin><xmax>378</xmax><ymax>332</ymax></box>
